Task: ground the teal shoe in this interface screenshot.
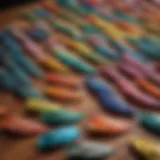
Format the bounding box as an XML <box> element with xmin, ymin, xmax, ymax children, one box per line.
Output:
<box><xmin>2</xmin><ymin>36</ymin><xmax>44</xmax><ymax>78</ymax></box>
<box><xmin>138</xmin><ymin>112</ymin><xmax>160</xmax><ymax>134</ymax></box>
<box><xmin>5</xmin><ymin>59</ymin><xmax>32</xmax><ymax>85</ymax></box>
<box><xmin>127</xmin><ymin>37</ymin><xmax>160</xmax><ymax>60</ymax></box>
<box><xmin>13</xmin><ymin>85</ymin><xmax>45</xmax><ymax>99</ymax></box>
<box><xmin>0</xmin><ymin>69</ymin><xmax>14</xmax><ymax>90</ymax></box>
<box><xmin>52</xmin><ymin>47</ymin><xmax>98</xmax><ymax>75</ymax></box>
<box><xmin>10</xmin><ymin>50</ymin><xmax>44</xmax><ymax>79</ymax></box>
<box><xmin>113</xmin><ymin>10</ymin><xmax>138</xmax><ymax>23</ymax></box>
<box><xmin>40</xmin><ymin>109</ymin><xmax>85</xmax><ymax>125</ymax></box>
<box><xmin>50</xmin><ymin>20</ymin><xmax>84</xmax><ymax>41</ymax></box>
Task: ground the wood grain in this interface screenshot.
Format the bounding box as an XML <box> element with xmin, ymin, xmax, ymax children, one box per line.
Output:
<box><xmin>0</xmin><ymin>1</ymin><xmax>160</xmax><ymax>160</ymax></box>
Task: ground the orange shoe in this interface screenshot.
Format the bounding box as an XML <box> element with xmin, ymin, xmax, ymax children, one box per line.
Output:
<box><xmin>87</xmin><ymin>114</ymin><xmax>131</xmax><ymax>135</ymax></box>
<box><xmin>45</xmin><ymin>73</ymin><xmax>79</xmax><ymax>88</ymax></box>
<box><xmin>43</xmin><ymin>85</ymin><xmax>82</xmax><ymax>102</ymax></box>
<box><xmin>135</xmin><ymin>78</ymin><xmax>160</xmax><ymax>98</ymax></box>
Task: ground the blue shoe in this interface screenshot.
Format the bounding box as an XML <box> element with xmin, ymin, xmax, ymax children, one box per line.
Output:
<box><xmin>37</xmin><ymin>126</ymin><xmax>80</xmax><ymax>150</ymax></box>
<box><xmin>86</xmin><ymin>78</ymin><xmax>134</xmax><ymax>117</ymax></box>
<box><xmin>91</xmin><ymin>44</ymin><xmax>119</xmax><ymax>60</ymax></box>
<box><xmin>27</xmin><ymin>26</ymin><xmax>49</xmax><ymax>41</ymax></box>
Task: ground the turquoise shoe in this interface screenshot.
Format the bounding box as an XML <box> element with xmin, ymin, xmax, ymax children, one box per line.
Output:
<box><xmin>37</xmin><ymin>126</ymin><xmax>80</xmax><ymax>150</ymax></box>
<box><xmin>138</xmin><ymin>112</ymin><xmax>160</xmax><ymax>134</ymax></box>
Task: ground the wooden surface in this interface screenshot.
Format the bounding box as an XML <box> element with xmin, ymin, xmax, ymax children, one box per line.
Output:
<box><xmin>0</xmin><ymin>2</ymin><xmax>160</xmax><ymax>160</ymax></box>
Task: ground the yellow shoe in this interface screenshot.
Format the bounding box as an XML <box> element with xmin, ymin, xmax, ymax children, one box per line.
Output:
<box><xmin>130</xmin><ymin>137</ymin><xmax>160</xmax><ymax>160</ymax></box>
<box><xmin>26</xmin><ymin>98</ymin><xmax>60</xmax><ymax>112</ymax></box>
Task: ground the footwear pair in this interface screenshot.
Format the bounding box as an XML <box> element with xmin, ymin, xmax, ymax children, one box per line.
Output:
<box><xmin>26</xmin><ymin>98</ymin><xmax>85</xmax><ymax>124</ymax></box>
<box><xmin>38</xmin><ymin>126</ymin><xmax>114</xmax><ymax>160</ymax></box>
<box><xmin>100</xmin><ymin>66</ymin><xmax>160</xmax><ymax>109</ymax></box>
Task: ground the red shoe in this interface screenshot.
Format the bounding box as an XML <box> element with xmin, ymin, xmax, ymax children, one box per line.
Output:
<box><xmin>0</xmin><ymin>115</ymin><xmax>47</xmax><ymax>136</ymax></box>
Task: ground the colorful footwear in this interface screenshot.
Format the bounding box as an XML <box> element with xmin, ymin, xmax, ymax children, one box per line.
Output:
<box><xmin>114</xmin><ymin>21</ymin><xmax>142</xmax><ymax>36</ymax></box>
<box><xmin>0</xmin><ymin>115</ymin><xmax>47</xmax><ymax>136</ymax></box>
<box><xmin>40</xmin><ymin>109</ymin><xmax>85</xmax><ymax>125</ymax></box>
<box><xmin>50</xmin><ymin>18</ymin><xmax>84</xmax><ymax>41</ymax></box>
<box><xmin>2</xmin><ymin>35</ymin><xmax>44</xmax><ymax>78</ymax></box>
<box><xmin>130</xmin><ymin>137</ymin><xmax>160</xmax><ymax>160</ymax></box>
<box><xmin>100</xmin><ymin>67</ymin><xmax>160</xmax><ymax>109</ymax></box>
<box><xmin>113</xmin><ymin>9</ymin><xmax>138</xmax><ymax>23</ymax></box>
<box><xmin>121</xmin><ymin>54</ymin><xmax>160</xmax><ymax>86</ymax></box>
<box><xmin>45</xmin><ymin>73</ymin><xmax>79</xmax><ymax>88</ymax></box>
<box><xmin>88</xmin><ymin>15</ymin><xmax>125</xmax><ymax>40</ymax></box>
<box><xmin>127</xmin><ymin>37</ymin><xmax>160</xmax><ymax>60</ymax></box>
<box><xmin>11</xmin><ymin>52</ymin><xmax>44</xmax><ymax>79</ymax></box>
<box><xmin>117</xmin><ymin>62</ymin><xmax>143</xmax><ymax>79</ymax></box>
<box><xmin>135</xmin><ymin>78</ymin><xmax>160</xmax><ymax>98</ymax></box>
<box><xmin>10</xmin><ymin>27</ymin><xmax>69</xmax><ymax>73</ymax></box>
<box><xmin>61</xmin><ymin>3</ymin><xmax>90</xmax><ymax>15</ymax></box>
<box><xmin>10</xmin><ymin>27</ymin><xmax>45</xmax><ymax>61</ymax></box>
<box><xmin>41</xmin><ymin>55</ymin><xmax>70</xmax><ymax>73</ymax></box>
<box><xmin>27</xmin><ymin>25</ymin><xmax>49</xmax><ymax>41</ymax></box>
<box><xmin>121</xmin><ymin>54</ymin><xmax>154</xmax><ymax>73</ymax></box>
<box><xmin>66</xmin><ymin>141</ymin><xmax>114</xmax><ymax>160</ymax></box>
<box><xmin>1</xmin><ymin>31</ymin><xmax>22</xmax><ymax>53</ymax></box>
<box><xmin>86</xmin><ymin>78</ymin><xmax>134</xmax><ymax>116</ymax></box>
<box><xmin>0</xmin><ymin>69</ymin><xmax>15</xmax><ymax>90</ymax></box>
<box><xmin>47</xmin><ymin>41</ymin><xmax>97</xmax><ymax>74</ymax></box>
<box><xmin>43</xmin><ymin>3</ymin><xmax>96</xmax><ymax>32</ymax></box>
<box><xmin>5</xmin><ymin>59</ymin><xmax>32</xmax><ymax>85</ymax></box>
<box><xmin>37</xmin><ymin>126</ymin><xmax>80</xmax><ymax>150</ymax></box>
<box><xmin>87</xmin><ymin>35</ymin><xmax>119</xmax><ymax>60</ymax></box>
<box><xmin>32</xmin><ymin>8</ymin><xmax>84</xmax><ymax>41</ymax></box>
<box><xmin>138</xmin><ymin>112</ymin><xmax>160</xmax><ymax>134</ymax></box>
<box><xmin>26</xmin><ymin>98</ymin><xmax>60</xmax><ymax>112</ymax></box>
<box><xmin>0</xmin><ymin>67</ymin><xmax>42</xmax><ymax>99</ymax></box>
<box><xmin>86</xmin><ymin>14</ymin><xmax>108</xmax><ymax>29</ymax></box>
<box><xmin>13</xmin><ymin>85</ymin><xmax>44</xmax><ymax>99</ymax></box>
<box><xmin>87</xmin><ymin>114</ymin><xmax>131</xmax><ymax>134</ymax></box>
<box><xmin>43</xmin><ymin>85</ymin><xmax>82</xmax><ymax>102</ymax></box>
<box><xmin>32</xmin><ymin>7</ymin><xmax>53</xmax><ymax>19</ymax></box>
<box><xmin>57</xmin><ymin>35</ymin><xmax>107</xmax><ymax>64</ymax></box>
<box><xmin>108</xmin><ymin>39</ymin><xmax>148</xmax><ymax>62</ymax></box>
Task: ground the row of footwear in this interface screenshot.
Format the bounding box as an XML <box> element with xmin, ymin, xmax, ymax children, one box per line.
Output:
<box><xmin>0</xmin><ymin>0</ymin><xmax>160</xmax><ymax>160</ymax></box>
